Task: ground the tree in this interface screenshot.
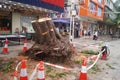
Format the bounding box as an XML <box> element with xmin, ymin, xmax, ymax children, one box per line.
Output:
<box><xmin>21</xmin><ymin>18</ymin><xmax>74</xmax><ymax>62</ymax></box>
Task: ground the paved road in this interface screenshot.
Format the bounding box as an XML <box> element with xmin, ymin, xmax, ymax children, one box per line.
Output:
<box><xmin>88</xmin><ymin>39</ymin><xmax>120</xmax><ymax>80</ymax></box>
<box><xmin>0</xmin><ymin>41</ymin><xmax>33</xmax><ymax>58</ymax></box>
<box><xmin>0</xmin><ymin>35</ymin><xmax>119</xmax><ymax>80</ymax></box>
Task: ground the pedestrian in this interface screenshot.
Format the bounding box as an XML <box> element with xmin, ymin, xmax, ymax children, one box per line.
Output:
<box><xmin>15</xmin><ymin>28</ymin><xmax>20</xmax><ymax>36</ymax></box>
<box><xmin>93</xmin><ymin>30</ymin><xmax>98</xmax><ymax>40</ymax></box>
<box><xmin>84</xmin><ymin>30</ymin><xmax>87</xmax><ymax>38</ymax></box>
<box><xmin>88</xmin><ymin>30</ymin><xmax>91</xmax><ymax>38</ymax></box>
<box><xmin>110</xmin><ymin>28</ymin><xmax>113</xmax><ymax>37</ymax></box>
<box><xmin>56</xmin><ymin>27</ymin><xmax>60</xmax><ymax>34</ymax></box>
<box><xmin>21</xmin><ymin>26</ymin><xmax>28</xmax><ymax>37</ymax></box>
<box><xmin>84</xmin><ymin>30</ymin><xmax>87</xmax><ymax>36</ymax></box>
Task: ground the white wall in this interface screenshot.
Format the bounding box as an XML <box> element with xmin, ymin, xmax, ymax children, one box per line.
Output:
<box><xmin>12</xmin><ymin>12</ymin><xmax>21</xmax><ymax>34</ymax></box>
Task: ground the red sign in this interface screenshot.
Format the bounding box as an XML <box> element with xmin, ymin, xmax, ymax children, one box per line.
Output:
<box><xmin>41</xmin><ymin>0</ymin><xmax>64</xmax><ymax>8</ymax></box>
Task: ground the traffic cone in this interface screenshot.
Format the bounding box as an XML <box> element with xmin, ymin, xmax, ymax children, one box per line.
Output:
<box><xmin>20</xmin><ymin>60</ymin><xmax>28</xmax><ymax>80</ymax></box>
<box><xmin>2</xmin><ymin>38</ymin><xmax>8</xmax><ymax>54</ymax></box>
<box><xmin>90</xmin><ymin>55</ymin><xmax>97</xmax><ymax>60</ymax></box>
<box><xmin>78</xmin><ymin>59</ymin><xmax>87</xmax><ymax>80</ymax></box>
<box><xmin>101</xmin><ymin>46</ymin><xmax>107</xmax><ymax>60</ymax></box>
<box><xmin>23</xmin><ymin>39</ymin><xmax>27</xmax><ymax>52</ymax></box>
<box><xmin>101</xmin><ymin>53</ymin><xmax>107</xmax><ymax>60</ymax></box>
<box><xmin>14</xmin><ymin>70</ymin><xmax>18</xmax><ymax>80</ymax></box>
<box><xmin>37</xmin><ymin>61</ymin><xmax>45</xmax><ymax>80</ymax></box>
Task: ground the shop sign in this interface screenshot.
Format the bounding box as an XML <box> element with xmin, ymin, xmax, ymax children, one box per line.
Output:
<box><xmin>41</xmin><ymin>0</ymin><xmax>64</xmax><ymax>8</ymax></box>
<box><xmin>10</xmin><ymin>0</ymin><xmax>64</xmax><ymax>12</ymax></box>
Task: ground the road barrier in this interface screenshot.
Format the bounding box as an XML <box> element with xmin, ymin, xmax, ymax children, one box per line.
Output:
<box><xmin>2</xmin><ymin>38</ymin><xmax>8</xmax><ymax>54</ymax></box>
<box><xmin>87</xmin><ymin>49</ymin><xmax>105</xmax><ymax>70</ymax></box>
<box><xmin>23</xmin><ymin>39</ymin><xmax>27</xmax><ymax>52</ymax></box>
<box><xmin>78</xmin><ymin>58</ymin><xmax>87</xmax><ymax>80</ymax></box>
<box><xmin>20</xmin><ymin>59</ymin><xmax>28</xmax><ymax>80</ymax></box>
<box><xmin>14</xmin><ymin>49</ymin><xmax>105</xmax><ymax>80</ymax></box>
<box><xmin>37</xmin><ymin>61</ymin><xmax>45</xmax><ymax>80</ymax></box>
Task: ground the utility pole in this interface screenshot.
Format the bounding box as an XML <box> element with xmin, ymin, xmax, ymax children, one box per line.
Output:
<box><xmin>69</xmin><ymin>0</ymin><xmax>77</xmax><ymax>43</ymax></box>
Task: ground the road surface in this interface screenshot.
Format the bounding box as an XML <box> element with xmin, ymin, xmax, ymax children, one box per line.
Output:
<box><xmin>88</xmin><ymin>39</ymin><xmax>120</xmax><ymax>80</ymax></box>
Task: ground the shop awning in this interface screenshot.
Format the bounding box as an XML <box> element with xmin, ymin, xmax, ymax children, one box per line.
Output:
<box><xmin>53</xmin><ymin>19</ymin><xmax>70</xmax><ymax>23</ymax></box>
<box><xmin>10</xmin><ymin>0</ymin><xmax>64</xmax><ymax>12</ymax></box>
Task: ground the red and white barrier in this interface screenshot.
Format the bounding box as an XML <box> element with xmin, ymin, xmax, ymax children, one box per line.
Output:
<box><xmin>78</xmin><ymin>59</ymin><xmax>87</xmax><ymax>80</ymax></box>
<box><xmin>14</xmin><ymin>49</ymin><xmax>105</xmax><ymax>80</ymax></box>
<box><xmin>37</xmin><ymin>61</ymin><xmax>45</xmax><ymax>80</ymax></box>
<box><xmin>2</xmin><ymin>38</ymin><xmax>8</xmax><ymax>54</ymax></box>
<box><xmin>23</xmin><ymin>39</ymin><xmax>27</xmax><ymax>52</ymax></box>
<box><xmin>20</xmin><ymin>59</ymin><xmax>28</xmax><ymax>80</ymax></box>
<box><xmin>14</xmin><ymin>70</ymin><xmax>18</xmax><ymax>80</ymax></box>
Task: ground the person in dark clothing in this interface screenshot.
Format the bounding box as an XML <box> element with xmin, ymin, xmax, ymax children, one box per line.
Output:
<box><xmin>21</xmin><ymin>26</ymin><xmax>28</xmax><ymax>37</ymax></box>
<box><xmin>88</xmin><ymin>30</ymin><xmax>91</xmax><ymax>38</ymax></box>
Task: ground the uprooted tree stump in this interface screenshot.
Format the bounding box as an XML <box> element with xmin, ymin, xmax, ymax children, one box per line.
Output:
<box><xmin>20</xmin><ymin>18</ymin><xmax>74</xmax><ymax>62</ymax></box>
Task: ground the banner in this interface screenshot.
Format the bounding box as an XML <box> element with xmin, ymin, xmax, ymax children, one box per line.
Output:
<box><xmin>10</xmin><ymin>0</ymin><xmax>64</xmax><ymax>12</ymax></box>
<box><xmin>41</xmin><ymin>0</ymin><xmax>64</xmax><ymax>8</ymax></box>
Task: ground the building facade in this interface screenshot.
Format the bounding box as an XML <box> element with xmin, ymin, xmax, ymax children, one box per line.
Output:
<box><xmin>79</xmin><ymin>0</ymin><xmax>105</xmax><ymax>35</ymax></box>
<box><xmin>103</xmin><ymin>0</ymin><xmax>117</xmax><ymax>35</ymax></box>
<box><xmin>0</xmin><ymin>0</ymin><xmax>64</xmax><ymax>34</ymax></box>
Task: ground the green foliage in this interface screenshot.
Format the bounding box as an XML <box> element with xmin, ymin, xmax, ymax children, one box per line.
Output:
<box><xmin>56</xmin><ymin>72</ymin><xmax>67</xmax><ymax>77</ymax></box>
<box><xmin>106</xmin><ymin>63</ymin><xmax>115</xmax><ymax>69</ymax></box>
<box><xmin>46</xmin><ymin>66</ymin><xmax>53</xmax><ymax>73</ymax></box>
<box><xmin>48</xmin><ymin>72</ymin><xmax>67</xmax><ymax>78</ymax></box>
<box><xmin>46</xmin><ymin>66</ymin><xmax>67</xmax><ymax>78</ymax></box>
<box><xmin>88</xmin><ymin>64</ymin><xmax>101</xmax><ymax>74</ymax></box>
<box><xmin>0</xmin><ymin>63</ymin><xmax>14</xmax><ymax>72</ymax></box>
<box><xmin>81</xmin><ymin>50</ymin><xmax>98</xmax><ymax>55</ymax></box>
<box><xmin>75</xmin><ymin>57</ymin><xmax>82</xmax><ymax>64</ymax></box>
<box><xmin>98</xmin><ymin>41</ymin><xmax>104</xmax><ymax>48</ymax></box>
<box><xmin>105</xmin><ymin>18</ymin><xmax>112</xmax><ymax>23</ymax></box>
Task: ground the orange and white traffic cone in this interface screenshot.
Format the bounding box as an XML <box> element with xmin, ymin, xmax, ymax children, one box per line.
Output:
<box><xmin>23</xmin><ymin>39</ymin><xmax>27</xmax><ymax>52</ymax></box>
<box><xmin>14</xmin><ymin>70</ymin><xmax>18</xmax><ymax>80</ymax></box>
<box><xmin>101</xmin><ymin>53</ymin><xmax>107</xmax><ymax>60</ymax></box>
<box><xmin>20</xmin><ymin>60</ymin><xmax>28</xmax><ymax>80</ymax></box>
<box><xmin>78</xmin><ymin>59</ymin><xmax>87</xmax><ymax>80</ymax></box>
<box><xmin>37</xmin><ymin>61</ymin><xmax>45</xmax><ymax>80</ymax></box>
<box><xmin>2</xmin><ymin>38</ymin><xmax>8</xmax><ymax>54</ymax></box>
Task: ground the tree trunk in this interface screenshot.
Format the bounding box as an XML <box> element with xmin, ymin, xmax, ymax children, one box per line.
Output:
<box><xmin>21</xmin><ymin>18</ymin><xmax>73</xmax><ymax>62</ymax></box>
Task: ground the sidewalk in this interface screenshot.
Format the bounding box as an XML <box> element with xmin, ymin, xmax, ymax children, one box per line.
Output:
<box><xmin>73</xmin><ymin>35</ymin><xmax>115</xmax><ymax>52</ymax></box>
<box><xmin>0</xmin><ymin>41</ymin><xmax>34</xmax><ymax>58</ymax></box>
<box><xmin>0</xmin><ymin>35</ymin><xmax>115</xmax><ymax>58</ymax></box>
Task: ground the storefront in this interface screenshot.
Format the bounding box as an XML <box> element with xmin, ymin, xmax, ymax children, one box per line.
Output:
<box><xmin>20</xmin><ymin>16</ymin><xmax>37</xmax><ymax>33</ymax></box>
<box><xmin>0</xmin><ymin>0</ymin><xmax>64</xmax><ymax>35</ymax></box>
<box><xmin>0</xmin><ymin>7</ymin><xmax>12</xmax><ymax>34</ymax></box>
